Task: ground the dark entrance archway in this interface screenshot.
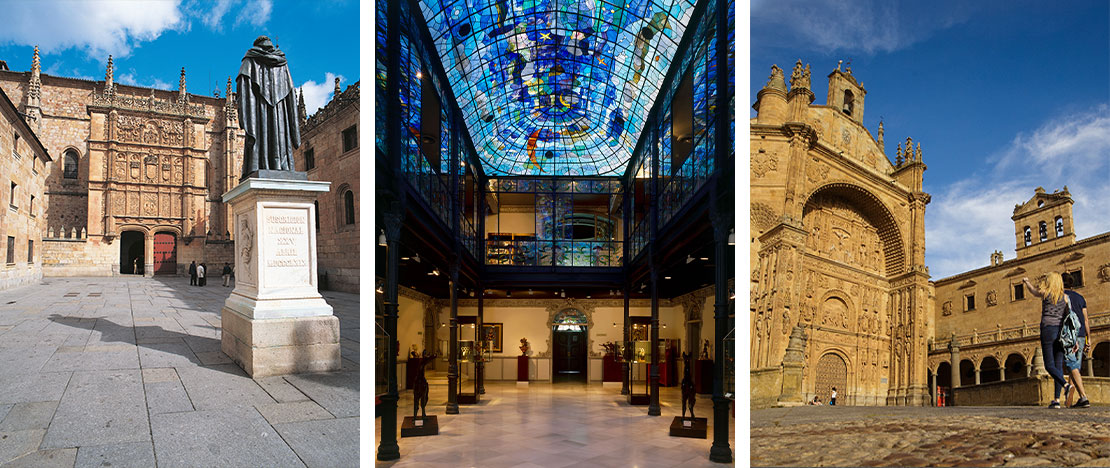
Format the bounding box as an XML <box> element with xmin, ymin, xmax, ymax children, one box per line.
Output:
<box><xmin>551</xmin><ymin>309</ymin><xmax>588</xmax><ymax>383</ymax></box>
<box><xmin>1004</xmin><ymin>353</ymin><xmax>1027</xmax><ymax>380</ymax></box>
<box><xmin>980</xmin><ymin>356</ymin><xmax>1001</xmax><ymax>383</ymax></box>
<box><xmin>1094</xmin><ymin>341</ymin><xmax>1110</xmax><ymax>377</ymax></box>
<box><xmin>119</xmin><ymin>231</ymin><xmax>144</xmax><ymax>275</ymax></box>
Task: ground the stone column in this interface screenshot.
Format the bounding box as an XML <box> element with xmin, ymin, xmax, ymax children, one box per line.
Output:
<box><xmin>220</xmin><ymin>178</ymin><xmax>339</xmax><ymax>377</ymax></box>
<box><xmin>929</xmin><ymin>369</ymin><xmax>937</xmax><ymax>406</ymax></box>
<box><xmin>143</xmin><ymin>231</ymin><xmax>154</xmax><ymax>277</ymax></box>
<box><xmin>1085</xmin><ymin>355</ymin><xmax>1094</xmax><ymax>377</ymax></box>
<box><xmin>974</xmin><ymin>366</ymin><xmax>980</xmax><ymax>385</ymax></box>
<box><xmin>948</xmin><ymin>339</ymin><xmax>959</xmax><ymax>406</ymax></box>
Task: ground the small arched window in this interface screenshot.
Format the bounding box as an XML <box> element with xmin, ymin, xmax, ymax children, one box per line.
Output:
<box><xmin>1055</xmin><ymin>216</ymin><xmax>1064</xmax><ymax>237</ymax></box>
<box><xmin>1038</xmin><ymin>221</ymin><xmax>1047</xmax><ymax>242</ymax></box>
<box><xmin>344</xmin><ymin>190</ymin><xmax>355</xmax><ymax>225</ymax></box>
<box><xmin>842</xmin><ymin>89</ymin><xmax>854</xmax><ymax>116</ymax></box>
<box><xmin>63</xmin><ymin>150</ymin><xmax>79</xmax><ymax>179</ymax></box>
<box><xmin>1023</xmin><ymin>226</ymin><xmax>1032</xmax><ymax>246</ymax></box>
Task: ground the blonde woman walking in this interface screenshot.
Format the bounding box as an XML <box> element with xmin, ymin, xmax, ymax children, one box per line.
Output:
<box><xmin>1022</xmin><ymin>273</ymin><xmax>1071</xmax><ymax>408</ymax></box>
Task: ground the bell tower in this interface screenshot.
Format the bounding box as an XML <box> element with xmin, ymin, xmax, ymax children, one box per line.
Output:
<box><xmin>826</xmin><ymin>60</ymin><xmax>865</xmax><ymax>123</ymax></box>
<box><xmin>1012</xmin><ymin>186</ymin><xmax>1075</xmax><ymax>258</ymax></box>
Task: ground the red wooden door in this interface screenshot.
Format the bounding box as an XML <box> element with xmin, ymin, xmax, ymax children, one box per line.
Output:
<box><xmin>153</xmin><ymin>232</ymin><xmax>177</xmax><ymax>275</ymax></box>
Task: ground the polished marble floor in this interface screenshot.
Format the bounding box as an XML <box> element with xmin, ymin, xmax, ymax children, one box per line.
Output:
<box><xmin>375</xmin><ymin>380</ymin><xmax>734</xmax><ymax>467</ymax></box>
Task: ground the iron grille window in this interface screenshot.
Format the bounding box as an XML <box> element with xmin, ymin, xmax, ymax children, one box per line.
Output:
<box><xmin>27</xmin><ymin>240</ymin><xmax>32</xmax><ymax>263</ymax></box>
<box><xmin>342</xmin><ymin>125</ymin><xmax>358</xmax><ymax>152</ymax></box>
<box><xmin>304</xmin><ymin>148</ymin><xmax>315</xmax><ymax>170</ymax></box>
<box><xmin>63</xmin><ymin>151</ymin><xmax>79</xmax><ymax>179</ymax></box>
<box><xmin>8</xmin><ymin>182</ymin><xmax>15</xmax><ymax>208</ymax></box>
<box><xmin>966</xmin><ymin>294</ymin><xmax>975</xmax><ymax>311</ymax></box>
<box><xmin>1013</xmin><ymin>283</ymin><xmax>1024</xmax><ymax>301</ymax></box>
<box><xmin>5</xmin><ymin>236</ymin><xmax>13</xmax><ymax>264</ymax></box>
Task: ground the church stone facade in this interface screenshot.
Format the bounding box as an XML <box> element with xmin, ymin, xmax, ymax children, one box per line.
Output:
<box><xmin>929</xmin><ymin>188</ymin><xmax>1110</xmax><ymax>397</ymax></box>
<box><xmin>750</xmin><ymin>60</ymin><xmax>933</xmax><ymax>406</ymax></box>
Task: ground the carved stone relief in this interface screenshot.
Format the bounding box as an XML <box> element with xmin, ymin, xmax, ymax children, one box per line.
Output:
<box><xmin>804</xmin><ymin>196</ymin><xmax>883</xmax><ymax>273</ymax></box>
<box><xmin>1099</xmin><ymin>263</ymin><xmax>1110</xmax><ymax>283</ymax></box>
<box><xmin>751</xmin><ymin>149</ymin><xmax>778</xmax><ymax>178</ymax></box>
<box><xmin>806</xmin><ymin>157</ymin><xmax>829</xmax><ymax>183</ymax></box>
<box><xmin>751</xmin><ymin>202</ymin><xmax>777</xmax><ymax>233</ymax></box>
<box><xmin>986</xmin><ymin>290</ymin><xmax>998</xmax><ymax>307</ymax></box>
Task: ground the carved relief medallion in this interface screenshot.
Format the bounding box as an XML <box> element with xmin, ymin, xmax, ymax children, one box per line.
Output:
<box><xmin>986</xmin><ymin>290</ymin><xmax>998</xmax><ymax>307</ymax></box>
<box><xmin>806</xmin><ymin>157</ymin><xmax>829</xmax><ymax>183</ymax></box>
<box><xmin>942</xmin><ymin>301</ymin><xmax>952</xmax><ymax>316</ymax></box>
<box><xmin>751</xmin><ymin>149</ymin><xmax>778</xmax><ymax>178</ymax></box>
<box><xmin>1099</xmin><ymin>263</ymin><xmax>1110</xmax><ymax>283</ymax></box>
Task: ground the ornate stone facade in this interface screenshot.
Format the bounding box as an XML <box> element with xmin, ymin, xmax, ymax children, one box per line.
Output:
<box><xmin>0</xmin><ymin>49</ymin><xmax>246</xmax><ymax>276</ymax></box>
<box><xmin>930</xmin><ymin>188</ymin><xmax>1110</xmax><ymax>391</ymax></box>
<box><xmin>751</xmin><ymin>60</ymin><xmax>933</xmax><ymax>406</ymax></box>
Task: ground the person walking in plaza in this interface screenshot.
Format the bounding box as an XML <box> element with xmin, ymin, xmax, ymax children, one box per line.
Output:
<box><xmin>197</xmin><ymin>263</ymin><xmax>206</xmax><ymax>287</ymax></box>
<box><xmin>222</xmin><ymin>263</ymin><xmax>232</xmax><ymax>287</ymax></box>
<box><xmin>188</xmin><ymin>261</ymin><xmax>197</xmax><ymax>286</ymax></box>
<box><xmin>1064</xmin><ymin>275</ymin><xmax>1091</xmax><ymax>408</ymax></box>
<box><xmin>1023</xmin><ymin>273</ymin><xmax>1072</xmax><ymax>408</ymax></box>
<box><xmin>830</xmin><ymin>387</ymin><xmax>837</xmax><ymax>406</ymax></box>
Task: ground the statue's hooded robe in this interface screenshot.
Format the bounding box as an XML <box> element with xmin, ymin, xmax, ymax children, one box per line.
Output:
<box><xmin>237</xmin><ymin>36</ymin><xmax>300</xmax><ymax>179</ymax></box>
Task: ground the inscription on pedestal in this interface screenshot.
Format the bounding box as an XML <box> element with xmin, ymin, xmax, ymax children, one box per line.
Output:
<box><xmin>263</xmin><ymin>207</ymin><xmax>312</xmax><ymax>288</ymax></box>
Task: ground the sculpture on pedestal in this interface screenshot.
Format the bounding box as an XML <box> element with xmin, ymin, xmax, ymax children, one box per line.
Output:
<box><xmin>413</xmin><ymin>351</ymin><xmax>437</xmax><ymax>418</ymax></box>
<box><xmin>237</xmin><ymin>35</ymin><xmax>301</xmax><ymax>180</ymax></box>
<box><xmin>519</xmin><ymin>337</ymin><xmax>530</xmax><ymax>356</ymax></box>
<box><xmin>681</xmin><ymin>352</ymin><xmax>696</xmax><ymax>419</ymax></box>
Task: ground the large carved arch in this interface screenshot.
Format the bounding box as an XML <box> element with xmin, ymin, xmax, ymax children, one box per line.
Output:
<box><xmin>802</xmin><ymin>182</ymin><xmax>906</xmax><ymax>277</ymax></box>
<box><xmin>543</xmin><ymin>299</ymin><xmax>596</xmax><ymax>359</ymax></box>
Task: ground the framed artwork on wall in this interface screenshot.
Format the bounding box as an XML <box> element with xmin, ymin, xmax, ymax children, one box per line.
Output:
<box><xmin>482</xmin><ymin>323</ymin><xmax>503</xmax><ymax>353</ymax></box>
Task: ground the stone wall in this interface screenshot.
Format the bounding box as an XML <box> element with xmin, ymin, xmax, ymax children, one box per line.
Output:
<box><xmin>751</xmin><ymin>366</ymin><xmax>784</xmax><ymax>409</ymax></box>
<box><xmin>0</xmin><ymin>86</ymin><xmax>50</xmax><ymax>291</ymax></box>
<box><xmin>952</xmin><ymin>376</ymin><xmax>1052</xmax><ymax>406</ymax></box>
<box><xmin>40</xmin><ymin>238</ymin><xmax>115</xmax><ymax>277</ymax></box>
<box><xmin>296</xmin><ymin>83</ymin><xmax>359</xmax><ymax>293</ymax></box>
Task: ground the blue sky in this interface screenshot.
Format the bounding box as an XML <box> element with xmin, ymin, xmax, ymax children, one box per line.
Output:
<box><xmin>751</xmin><ymin>0</ymin><xmax>1110</xmax><ymax>278</ymax></box>
<box><xmin>0</xmin><ymin>0</ymin><xmax>358</xmax><ymax>116</ymax></box>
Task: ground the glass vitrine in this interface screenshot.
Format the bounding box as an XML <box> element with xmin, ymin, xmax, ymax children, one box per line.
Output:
<box><xmin>458</xmin><ymin>318</ymin><xmax>481</xmax><ymax>403</ymax></box>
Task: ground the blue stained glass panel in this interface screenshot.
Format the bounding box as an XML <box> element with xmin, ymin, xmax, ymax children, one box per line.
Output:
<box><xmin>419</xmin><ymin>0</ymin><xmax>697</xmax><ymax>176</ymax></box>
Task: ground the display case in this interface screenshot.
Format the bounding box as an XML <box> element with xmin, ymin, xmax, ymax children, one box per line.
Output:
<box><xmin>458</xmin><ymin>317</ymin><xmax>481</xmax><ymax>404</ymax></box>
<box><xmin>627</xmin><ymin>318</ymin><xmax>654</xmax><ymax>405</ymax></box>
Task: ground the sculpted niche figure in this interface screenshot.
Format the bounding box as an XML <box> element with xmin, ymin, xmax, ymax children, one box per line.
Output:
<box><xmin>237</xmin><ymin>36</ymin><xmax>301</xmax><ymax>180</ymax></box>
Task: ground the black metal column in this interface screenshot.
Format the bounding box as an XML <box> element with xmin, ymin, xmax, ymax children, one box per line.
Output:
<box><xmin>621</xmin><ymin>284</ymin><xmax>630</xmax><ymax>395</ymax></box>
<box><xmin>376</xmin><ymin>0</ymin><xmax>403</xmax><ymax>460</ymax></box>
<box><xmin>477</xmin><ymin>282</ymin><xmax>485</xmax><ymax>394</ymax></box>
<box><xmin>648</xmin><ymin>258</ymin><xmax>661</xmax><ymax>416</ymax></box>
<box><xmin>446</xmin><ymin>262</ymin><xmax>459</xmax><ymax>414</ymax></box>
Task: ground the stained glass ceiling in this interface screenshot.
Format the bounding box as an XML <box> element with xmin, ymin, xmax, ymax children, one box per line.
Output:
<box><xmin>418</xmin><ymin>0</ymin><xmax>697</xmax><ymax>176</ymax></box>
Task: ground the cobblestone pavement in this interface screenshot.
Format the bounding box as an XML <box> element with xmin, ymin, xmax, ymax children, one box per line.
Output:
<box><xmin>752</xmin><ymin>406</ymin><xmax>1110</xmax><ymax>467</ymax></box>
<box><xmin>0</xmin><ymin>276</ymin><xmax>359</xmax><ymax>468</ymax></box>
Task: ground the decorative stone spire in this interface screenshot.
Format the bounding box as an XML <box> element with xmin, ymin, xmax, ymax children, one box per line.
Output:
<box><xmin>904</xmin><ymin>137</ymin><xmax>914</xmax><ymax>162</ymax></box>
<box><xmin>915</xmin><ymin>142</ymin><xmax>922</xmax><ymax>162</ymax></box>
<box><xmin>789</xmin><ymin>59</ymin><xmax>811</xmax><ymax>90</ymax></box>
<box><xmin>297</xmin><ymin>88</ymin><xmax>307</xmax><ymax>127</ymax></box>
<box><xmin>764</xmin><ymin>64</ymin><xmax>786</xmax><ymax>92</ymax></box>
<box><xmin>224</xmin><ymin>76</ymin><xmax>235</xmax><ymax>121</ymax></box>
<box><xmin>25</xmin><ymin>46</ymin><xmax>42</xmax><ymax>124</ymax></box>
<box><xmin>104</xmin><ymin>55</ymin><xmax>115</xmax><ymax>95</ymax></box>
<box><xmin>333</xmin><ymin>77</ymin><xmax>341</xmax><ymax>100</ymax></box>
<box><xmin>895</xmin><ymin>143</ymin><xmax>904</xmax><ymax>166</ymax></box>
<box><xmin>877</xmin><ymin>120</ymin><xmax>884</xmax><ymax>151</ymax></box>
<box><xmin>178</xmin><ymin>67</ymin><xmax>187</xmax><ymax>102</ymax></box>
<box><xmin>30</xmin><ymin>45</ymin><xmax>40</xmax><ymax>81</ymax></box>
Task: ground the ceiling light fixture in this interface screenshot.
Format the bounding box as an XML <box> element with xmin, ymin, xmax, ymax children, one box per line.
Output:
<box><xmin>728</xmin><ymin>228</ymin><xmax>735</xmax><ymax>245</ymax></box>
<box><xmin>686</xmin><ymin>255</ymin><xmax>694</xmax><ymax>264</ymax></box>
<box><xmin>378</xmin><ymin>231</ymin><xmax>387</xmax><ymax>246</ymax></box>
<box><xmin>560</xmin><ymin>289</ymin><xmax>566</xmax><ymax>298</ymax></box>
<box><xmin>413</xmin><ymin>253</ymin><xmax>421</xmax><ymax>263</ymax></box>
<box><xmin>376</xmin><ymin>282</ymin><xmax>383</xmax><ymax>294</ymax></box>
<box><xmin>699</xmin><ymin>257</ymin><xmax>708</xmax><ymax>261</ymax></box>
<box><xmin>664</xmin><ymin>276</ymin><xmax>672</xmax><ymax>280</ymax></box>
<box><xmin>429</xmin><ymin>268</ymin><xmax>440</xmax><ymax>276</ymax></box>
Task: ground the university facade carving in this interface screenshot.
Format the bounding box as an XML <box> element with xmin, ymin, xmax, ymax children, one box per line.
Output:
<box><xmin>751</xmin><ymin>60</ymin><xmax>932</xmax><ymax>406</ymax></box>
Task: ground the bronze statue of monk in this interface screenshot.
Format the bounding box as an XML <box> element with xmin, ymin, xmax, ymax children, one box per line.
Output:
<box><xmin>237</xmin><ymin>36</ymin><xmax>302</xmax><ymax>180</ymax></box>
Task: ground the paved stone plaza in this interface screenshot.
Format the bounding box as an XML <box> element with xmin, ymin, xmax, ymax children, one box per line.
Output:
<box><xmin>752</xmin><ymin>406</ymin><xmax>1110</xmax><ymax>467</ymax></box>
<box><xmin>0</xmin><ymin>276</ymin><xmax>359</xmax><ymax>467</ymax></box>
<box><xmin>376</xmin><ymin>381</ymin><xmax>733</xmax><ymax>467</ymax></box>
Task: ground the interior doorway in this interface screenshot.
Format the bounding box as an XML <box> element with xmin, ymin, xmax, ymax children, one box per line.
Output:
<box><xmin>553</xmin><ymin>324</ymin><xmax>587</xmax><ymax>383</ymax></box>
<box><xmin>119</xmin><ymin>231</ymin><xmax>144</xmax><ymax>275</ymax></box>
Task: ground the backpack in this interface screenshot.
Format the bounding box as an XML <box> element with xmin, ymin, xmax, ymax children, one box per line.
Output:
<box><xmin>1058</xmin><ymin>294</ymin><xmax>1080</xmax><ymax>351</ymax></box>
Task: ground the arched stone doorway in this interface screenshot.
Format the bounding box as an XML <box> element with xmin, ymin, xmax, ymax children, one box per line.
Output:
<box><xmin>959</xmin><ymin>359</ymin><xmax>975</xmax><ymax>386</ymax></box>
<box><xmin>1093</xmin><ymin>342</ymin><xmax>1110</xmax><ymax>377</ymax></box>
<box><xmin>936</xmin><ymin>362</ymin><xmax>952</xmax><ymax>405</ymax></box>
<box><xmin>814</xmin><ymin>353</ymin><xmax>847</xmax><ymax>404</ymax></box>
<box><xmin>551</xmin><ymin>308</ymin><xmax>588</xmax><ymax>383</ymax></box>
<box><xmin>119</xmin><ymin>231</ymin><xmax>145</xmax><ymax>275</ymax></box>
<box><xmin>1004</xmin><ymin>353</ymin><xmax>1027</xmax><ymax>380</ymax></box>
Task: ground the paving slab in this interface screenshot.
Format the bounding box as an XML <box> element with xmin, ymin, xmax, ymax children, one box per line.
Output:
<box><xmin>41</xmin><ymin>370</ymin><xmax>150</xmax><ymax>449</ymax></box>
<box><xmin>151</xmin><ymin>408</ymin><xmax>305</xmax><ymax>468</ymax></box>
<box><xmin>0</xmin><ymin>401</ymin><xmax>59</xmax><ymax>431</ymax></box>
<box><xmin>3</xmin><ymin>448</ymin><xmax>77</xmax><ymax>468</ymax></box>
<box><xmin>0</xmin><ymin>346</ymin><xmax>58</xmax><ymax>375</ymax></box>
<box><xmin>137</xmin><ymin>341</ymin><xmax>201</xmax><ymax>368</ymax></box>
<box><xmin>0</xmin><ymin>404</ymin><xmax>12</xmax><ymax>423</ymax></box>
<box><xmin>174</xmin><ymin>363</ymin><xmax>275</xmax><ymax>410</ymax></box>
<box><xmin>256</xmin><ymin>376</ymin><xmax>310</xmax><ymax>403</ymax></box>
<box><xmin>75</xmin><ymin>441</ymin><xmax>156</xmax><ymax>468</ymax></box>
<box><xmin>0</xmin><ymin>429</ymin><xmax>45</xmax><ymax>465</ymax></box>
<box><xmin>145</xmin><ymin>380</ymin><xmax>195</xmax><ymax>415</ymax></box>
<box><xmin>256</xmin><ymin>400</ymin><xmax>334</xmax><ymax>425</ymax></box>
<box><xmin>274</xmin><ymin>417</ymin><xmax>359</xmax><ymax>468</ymax></box>
<box><xmin>0</xmin><ymin>372</ymin><xmax>71</xmax><ymax>404</ymax></box>
<box><xmin>41</xmin><ymin>345</ymin><xmax>140</xmax><ymax>372</ymax></box>
<box><xmin>285</xmin><ymin>372</ymin><xmax>359</xmax><ymax>418</ymax></box>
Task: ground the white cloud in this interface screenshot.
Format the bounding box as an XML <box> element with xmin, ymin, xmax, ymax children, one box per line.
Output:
<box><xmin>0</xmin><ymin>1</ymin><xmax>183</xmax><ymax>58</ymax></box>
<box><xmin>118</xmin><ymin>72</ymin><xmax>173</xmax><ymax>91</ymax></box>
<box><xmin>198</xmin><ymin>0</ymin><xmax>235</xmax><ymax>29</ymax></box>
<box><xmin>926</xmin><ymin>105</ymin><xmax>1110</xmax><ymax>278</ymax></box>
<box><xmin>235</xmin><ymin>0</ymin><xmax>273</xmax><ymax>28</ymax></box>
<box><xmin>299</xmin><ymin>73</ymin><xmax>342</xmax><ymax>116</ymax></box>
<box><xmin>752</xmin><ymin>0</ymin><xmax>976</xmax><ymax>54</ymax></box>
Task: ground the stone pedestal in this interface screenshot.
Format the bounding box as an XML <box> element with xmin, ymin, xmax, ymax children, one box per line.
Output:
<box><xmin>220</xmin><ymin>178</ymin><xmax>339</xmax><ymax>378</ymax></box>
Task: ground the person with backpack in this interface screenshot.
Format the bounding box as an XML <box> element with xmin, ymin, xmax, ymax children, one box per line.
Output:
<box><xmin>1064</xmin><ymin>275</ymin><xmax>1091</xmax><ymax>408</ymax></box>
<box><xmin>1022</xmin><ymin>273</ymin><xmax>1072</xmax><ymax>408</ymax></box>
